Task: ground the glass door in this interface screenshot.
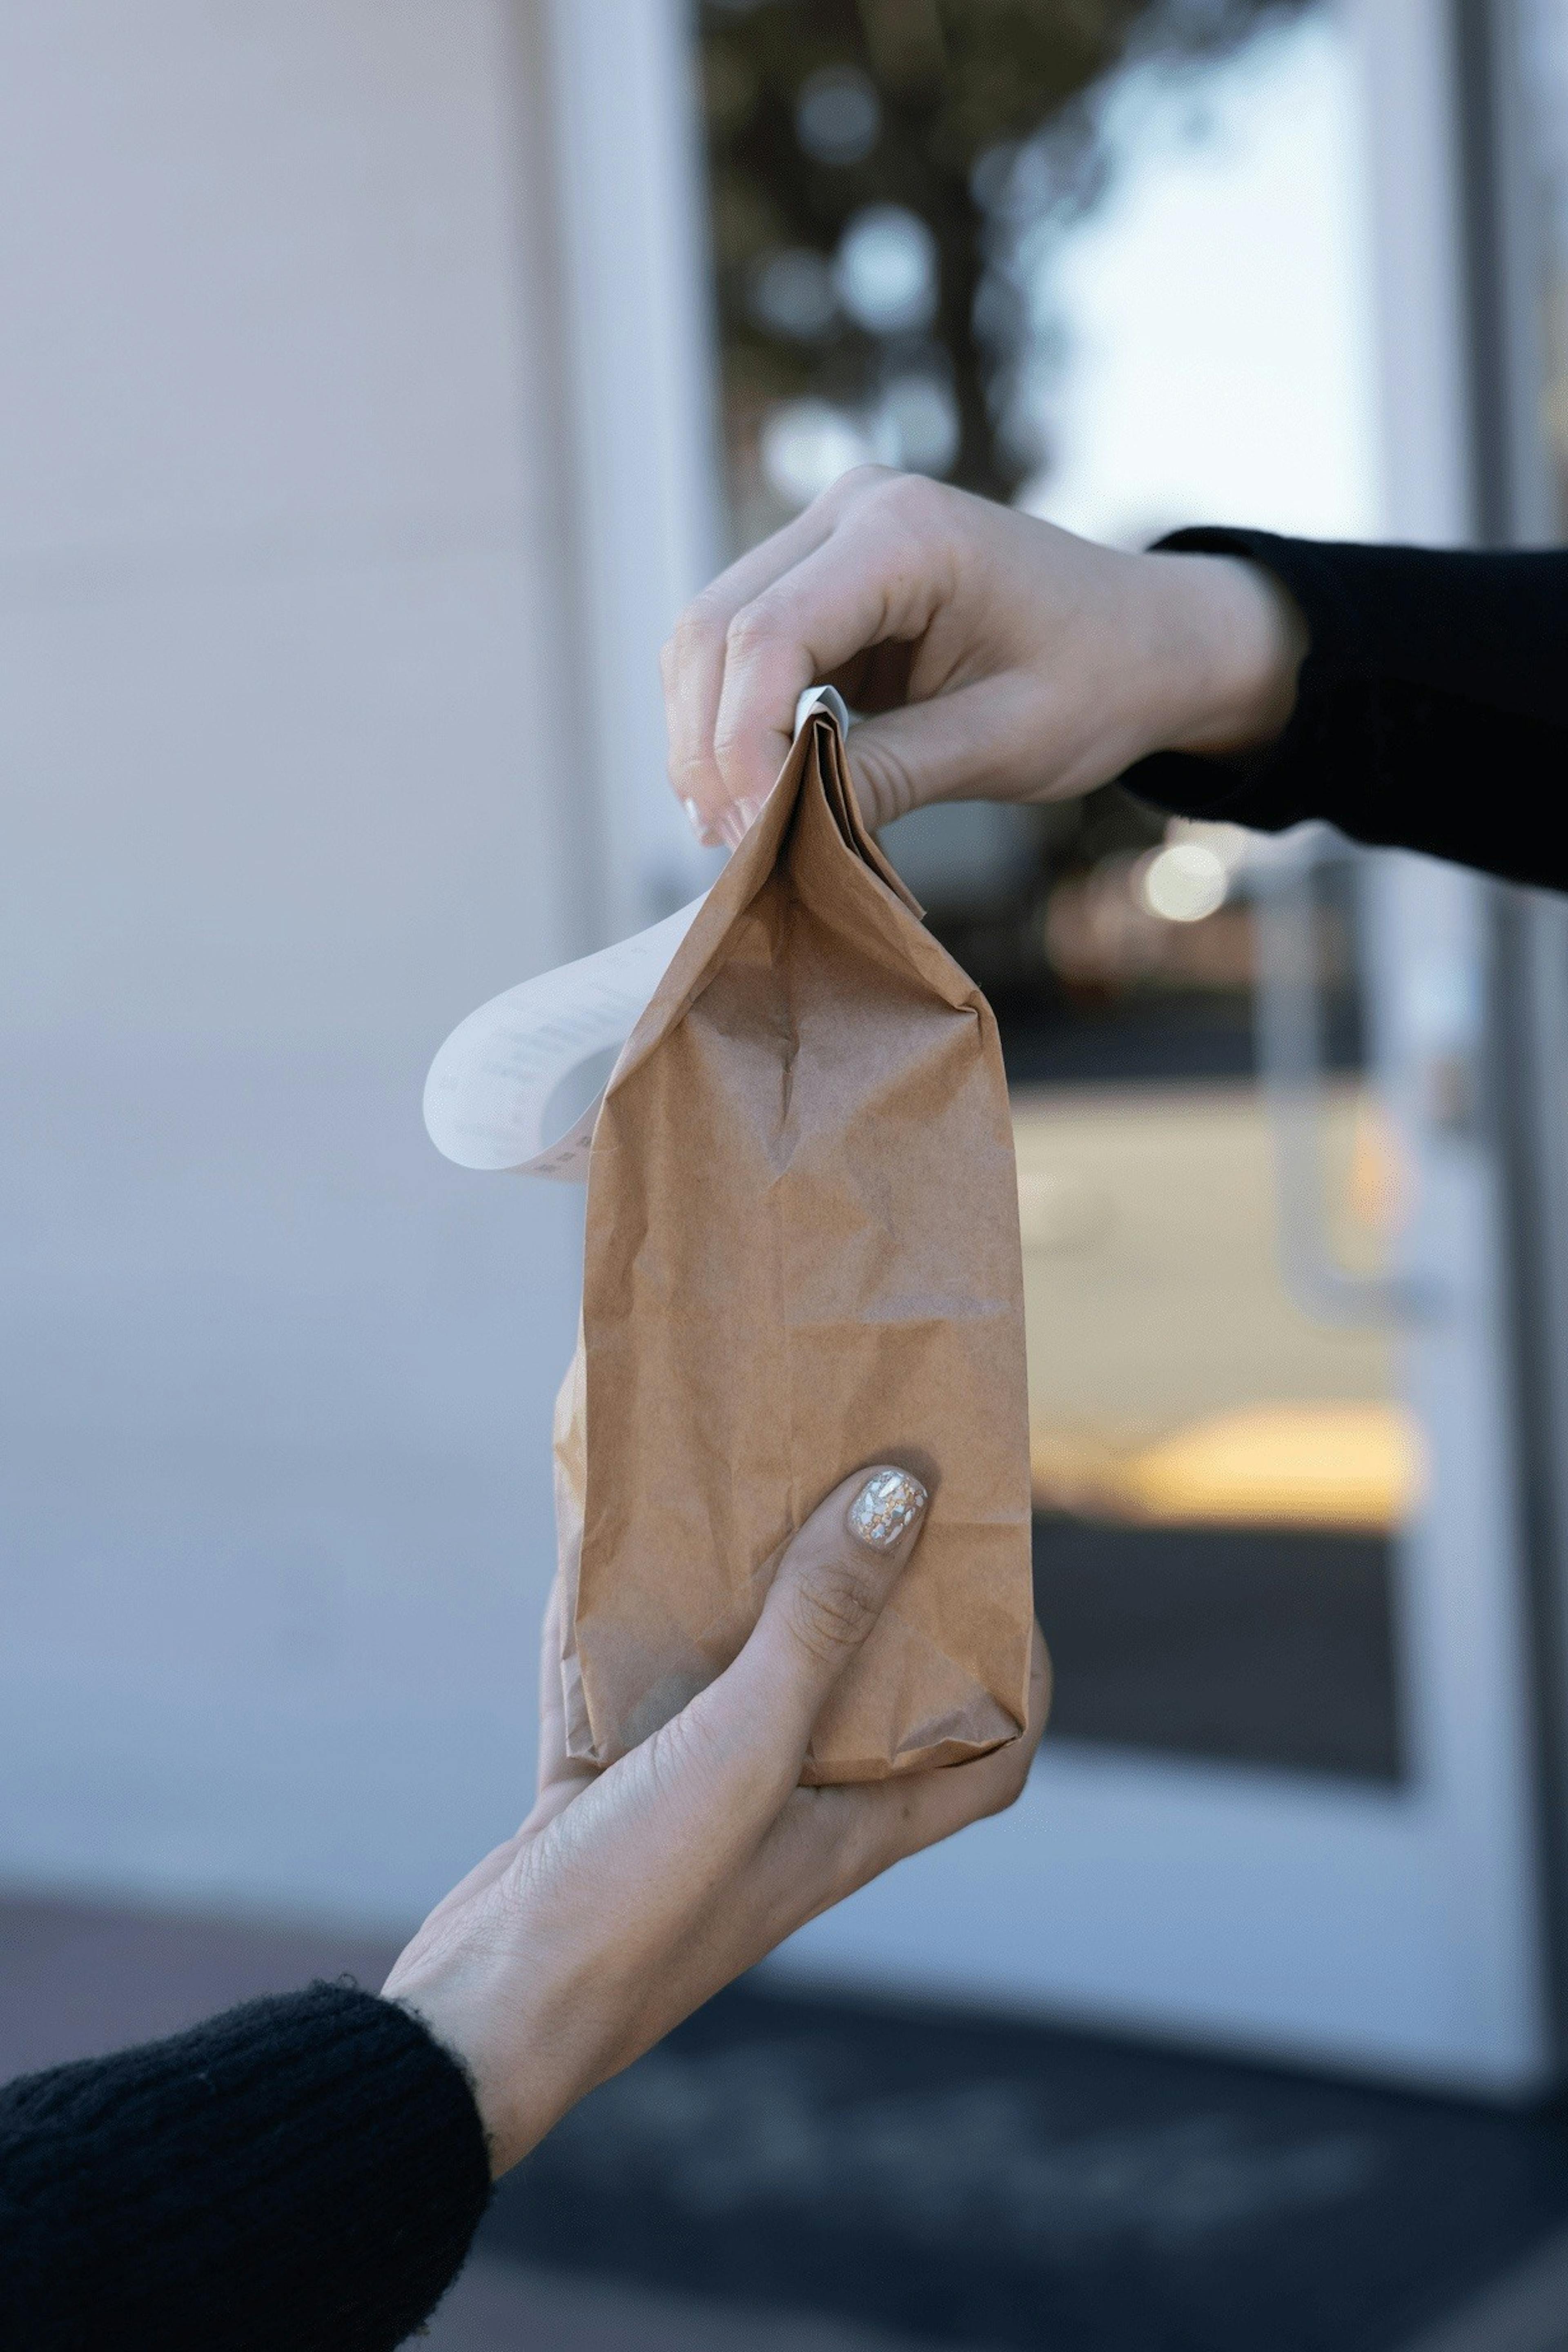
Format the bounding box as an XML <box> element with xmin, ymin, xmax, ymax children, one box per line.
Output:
<box><xmin>693</xmin><ymin>0</ymin><xmax>1552</xmax><ymax>2088</ymax></box>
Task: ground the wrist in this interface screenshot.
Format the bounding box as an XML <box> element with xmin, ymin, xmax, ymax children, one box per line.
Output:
<box><xmin>388</xmin><ymin>1947</ymin><xmax>615</xmax><ymax>2178</ymax></box>
<box><xmin>1136</xmin><ymin>551</ymin><xmax>1306</xmax><ymax>761</ymax></box>
<box><xmin>392</xmin><ymin>1989</ymin><xmax>548</xmax><ymax>2177</ymax></box>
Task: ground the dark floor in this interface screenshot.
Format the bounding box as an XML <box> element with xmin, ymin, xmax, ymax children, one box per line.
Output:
<box><xmin>7</xmin><ymin>1894</ymin><xmax>1568</xmax><ymax>2351</ymax></box>
<box><xmin>489</xmin><ymin>1979</ymin><xmax>1568</xmax><ymax>2352</ymax></box>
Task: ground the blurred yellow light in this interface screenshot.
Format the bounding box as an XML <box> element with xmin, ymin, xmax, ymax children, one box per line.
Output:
<box><xmin>1031</xmin><ymin>1401</ymin><xmax>1425</xmax><ymax>1534</ymax></box>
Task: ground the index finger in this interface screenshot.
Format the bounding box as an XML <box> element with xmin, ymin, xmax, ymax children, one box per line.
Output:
<box><xmin>663</xmin><ymin>466</ymin><xmax>891</xmax><ymax>845</ymax></box>
<box><xmin>680</xmin><ymin>474</ymin><xmax>957</xmax><ymax>842</ymax></box>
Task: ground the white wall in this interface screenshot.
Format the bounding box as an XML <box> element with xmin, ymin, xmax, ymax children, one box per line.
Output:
<box><xmin>0</xmin><ymin>2</ymin><xmax>592</xmax><ymax>1929</ymax></box>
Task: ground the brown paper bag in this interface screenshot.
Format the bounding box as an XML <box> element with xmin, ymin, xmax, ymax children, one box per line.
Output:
<box><xmin>554</xmin><ymin>703</ymin><xmax>1036</xmax><ymax>1783</ymax></box>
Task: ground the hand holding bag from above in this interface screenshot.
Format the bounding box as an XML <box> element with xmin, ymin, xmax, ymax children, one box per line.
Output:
<box><xmin>555</xmin><ymin>700</ymin><xmax>1040</xmax><ymax>1783</ymax></box>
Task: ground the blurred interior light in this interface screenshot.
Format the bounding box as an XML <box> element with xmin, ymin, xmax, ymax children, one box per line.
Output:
<box><xmin>1167</xmin><ymin>815</ymin><xmax>1252</xmax><ymax>872</ymax></box>
<box><xmin>760</xmin><ymin>398</ymin><xmax>874</xmax><ymax>510</ymax></box>
<box><xmin>796</xmin><ymin>65</ymin><xmax>882</xmax><ymax>166</ymax></box>
<box><xmin>872</xmin><ymin>372</ymin><xmax>960</xmax><ymax>474</ymax></box>
<box><xmin>748</xmin><ymin>247</ymin><xmax>838</xmax><ymax>341</ymax></box>
<box><xmin>1140</xmin><ymin>841</ymin><xmax>1228</xmax><ymax>923</ymax></box>
<box><xmin>835</xmin><ymin>205</ymin><xmax>939</xmax><ymax>334</ymax></box>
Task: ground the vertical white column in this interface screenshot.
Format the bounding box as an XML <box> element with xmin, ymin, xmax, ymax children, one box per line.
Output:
<box><xmin>545</xmin><ymin>0</ymin><xmax>726</xmax><ymax>937</ymax></box>
<box><xmin>1345</xmin><ymin>0</ymin><xmax>1474</xmax><ymax>542</ymax></box>
<box><xmin>0</xmin><ymin>0</ymin><xmax>592</xmax><ymax>1929</ymax></box>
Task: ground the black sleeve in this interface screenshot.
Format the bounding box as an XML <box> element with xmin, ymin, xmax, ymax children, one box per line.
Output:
<box><xmin>1123</xmin><ymin>528</ymin><xmax>1568</xmax><ymax>893</ymax></box>
<box><xmin>0</xmin><ymin>1980</ymin><xmax>492</xmax><ymax>2352</ymax></box>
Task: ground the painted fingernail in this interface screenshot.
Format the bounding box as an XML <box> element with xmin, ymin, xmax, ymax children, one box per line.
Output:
<box><xmin>847</xmin><ymin>1468</ymin><xmax>928</xmax><ymax>1552</ymax></box>
<box><xmin>683</xmin><ymin>796</ymin><xmax>722</xmax><ymax>847</ymax></box>
<box><xmin>717</xmin><ymin>797</ymin><xmax>765</xmax><ymax>851</ymax></box>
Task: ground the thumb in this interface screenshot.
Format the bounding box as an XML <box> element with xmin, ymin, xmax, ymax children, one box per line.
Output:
<box><xmin>709</xmin><ymin>1466</ymin><xmax>929</xmax><ymax>1767</ymax></box>
<box><xmin>845</xmin><ymin>673</ymin><xmax>1045</xmax><ymax>829</ymax></box>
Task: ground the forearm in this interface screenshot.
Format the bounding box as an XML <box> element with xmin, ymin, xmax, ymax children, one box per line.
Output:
<box><xmin>662</xmin><ymin>471</ymin><xmax>1568</xmax><ymax>893</ymax></box>
<box><xmin>1127</xmin><ymin>530</ymin><xmax>1568</xmax><ymax>893</ymax></box>
<box><xmin>0</xmin><ymin>1983</ymin><xmax>490</xmax><ymax>2352</ymax></box>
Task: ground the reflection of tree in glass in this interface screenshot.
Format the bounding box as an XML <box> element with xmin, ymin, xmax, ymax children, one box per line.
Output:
<box><xmin>700</xmin><ymin>0</ymin><xmax>1305</xmax><ymax>544</ymax></box>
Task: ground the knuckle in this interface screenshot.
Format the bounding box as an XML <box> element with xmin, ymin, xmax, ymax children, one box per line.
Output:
<box><xmin>723</xmin><ymin>601</ymin><xmax>777</xmax><ymax>664</ymax></box>
<box><xmin>786</xmin><ymin>1559</ymin><xmax>882</xmax><ymax>1665</ymax></box>
<box><xmin>866</xmin><ymin>468</ymin><xmax>940</xmax><ymax>534</ymax></box>
<box><xmin>708</xmin><ymin>718</ymin><xmax>759</xmax><ymax>789</ymax></box>
<box><xmin>663</xmin><ymin>612</ymin><xmax>714</xmax><ymax>674</ymax></box>
<box><xmin>824</xmin><ymin>460</ymin><xmax>896</xmax><ymax>510</ymax></box>
<box><xmin>668</xmin><ymin>744</ymin><xmax>714</xmax><ymax>789</ymax></box>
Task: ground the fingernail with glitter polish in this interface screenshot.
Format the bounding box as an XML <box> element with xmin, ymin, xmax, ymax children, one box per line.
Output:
<box><xmin>846</xmin><ymin>1468</ymin><xmax>928</xmax><ymax>1553</ymax></box>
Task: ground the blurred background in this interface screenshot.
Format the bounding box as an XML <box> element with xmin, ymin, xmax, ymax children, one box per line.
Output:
<box><xmin>6</xmin><ymin>3</ymin><xmax>1568</xmax><ymax>2347</ymax></box>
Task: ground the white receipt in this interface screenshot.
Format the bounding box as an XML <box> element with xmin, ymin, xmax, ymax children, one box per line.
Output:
<box><xmin>422</xmin><ymin>895</ymin><xmax>707</xmax><ymax>1178</ymax></box>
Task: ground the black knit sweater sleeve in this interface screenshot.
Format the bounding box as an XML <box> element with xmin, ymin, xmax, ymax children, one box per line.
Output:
<box><xmin>1123</xmin><ymin>528</ymin><xmax>1568</xmax><ymax>893</ymax></box>
<box><xmin>0</xmin><ymin>1981</ymin><xmax>492</xmax><ymax>2352</ymax></box>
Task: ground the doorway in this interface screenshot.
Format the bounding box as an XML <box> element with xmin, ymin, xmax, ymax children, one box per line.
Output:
<box><xmin>683</xmin><ymin>0</ymin><xmax>1551</xmax><ymax>2089</ymax></box>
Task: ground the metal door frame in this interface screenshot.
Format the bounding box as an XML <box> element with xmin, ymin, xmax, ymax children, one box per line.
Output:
<box><xmin>1456</xmin><ymin>0</ymin><xmax>1568</xmax><ymax>2078</ymax></box>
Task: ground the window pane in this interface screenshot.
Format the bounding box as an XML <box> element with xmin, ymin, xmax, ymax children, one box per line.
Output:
<box><xmin>696</xmin><ymin>0</ymin><xmax>1406</xmax><ymax>1783</ymax></box>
